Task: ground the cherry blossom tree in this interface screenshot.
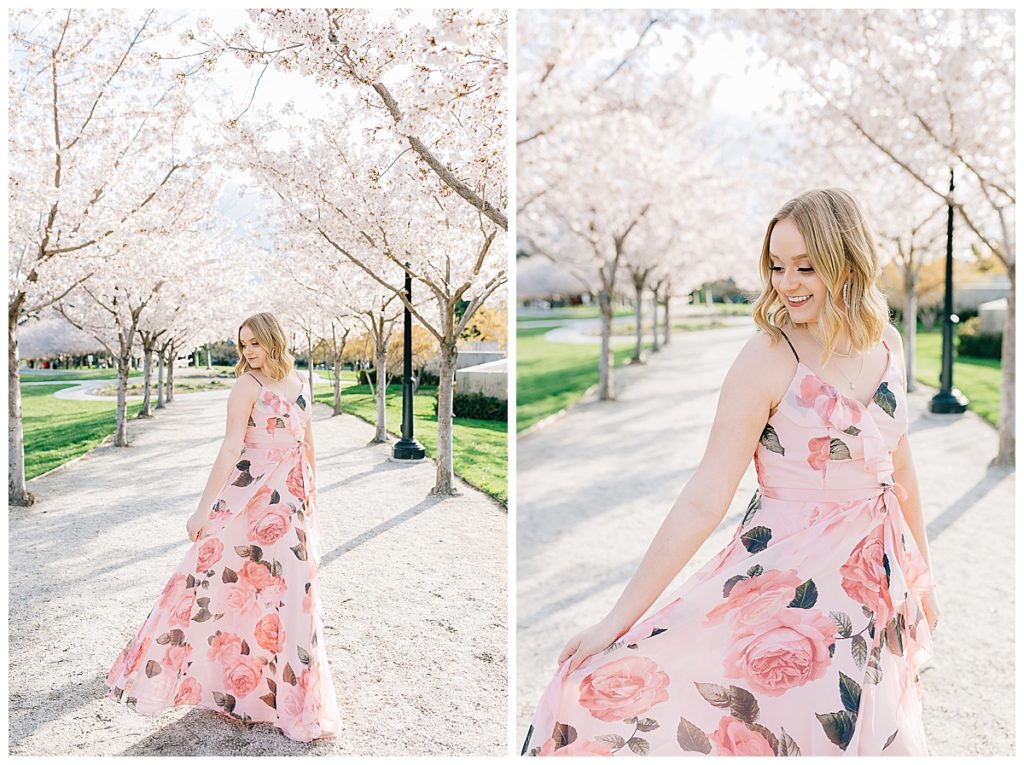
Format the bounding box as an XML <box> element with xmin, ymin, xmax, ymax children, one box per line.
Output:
<box><xmin>55</xmin><ymin>177</ymin><xmax>225</xmax><ymax>445</ymax></box>
<box><xmin>180</xmin><ymin>9</ymin><xmax>508</xmax><ymax>229</ymax></box>
<box><xmin>517</xmin><ymin>9</ymin><xmax>743</xmax><ymax>399</ymax></box>
<box><xmin>233</xmin><ymin>101</ymin><xmax>505</xmax><ymax>495</ymax></box>
<box><xmin>8</xmin><ymin>9</ymin><xmax>212</xmax><ymax>504</ymax></box>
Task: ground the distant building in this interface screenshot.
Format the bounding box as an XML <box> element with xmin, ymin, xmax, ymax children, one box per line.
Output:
<box><xmin>516</xmin><ymin>254</ymin><xmax>590</xmax><ymax>307</ymax></box>
<box><xmin>954</xmin><ymin>273</ymin><xmax>1010</xmax><ymax>312</ymax></box>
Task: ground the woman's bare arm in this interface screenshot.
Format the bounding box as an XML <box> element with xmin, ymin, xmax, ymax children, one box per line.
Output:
<box><xmin>885</xmin><ymin>323</ymin><xmax>939</xmax><ymax>631</ymax></box>
<box><xmin>559</xmin><ymin>333</ymin><xmax>788</xmax><ymax>671</ymax></box>
<box><xmin>600</xmin><ymin>335</ymin><xmax>781</xmax><ymax>634</ymax></box>
<box><xmin>886</xmin><ymin>325</ymin><xmax>933</xmax><ymax>573</ymax></box>
<box><xmin>303</xmin><ymin>405</ymin><xmax>317</xmax><ymax>476</ymax></box>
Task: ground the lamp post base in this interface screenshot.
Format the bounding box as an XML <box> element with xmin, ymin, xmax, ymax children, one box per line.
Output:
<box><xmin>392</xmin><ymin>437</ymin><xmax>426</xmax><ymax>460</ymax></box>
<box><xmin>929</xmin><ymin>387</ymin><xmax>969</xmax><ymax>414</ymax></box>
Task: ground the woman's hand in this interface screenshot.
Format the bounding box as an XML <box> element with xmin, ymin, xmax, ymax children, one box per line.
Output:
<box><xmin>921</xmin><ymin>588</ymin><xmax>940</xmax><ymax>634</ymax></box>
<box><xmin>186</xmin><ymin>509</ymin><xmax>207</xmax><ymax>543</ymax></box>
<box><xmin>558</xmin><ymin>618</ymin><xmax>626</xmax><ymax>675</ymax></box>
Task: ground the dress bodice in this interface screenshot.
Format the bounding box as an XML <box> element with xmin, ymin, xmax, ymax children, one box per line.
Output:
<box><xmin>754</xmin><ymin>336</ymin><xmax>909</xmax><ymax>492</ymax></box>
<box><xmin>243</xmin><ymin>373</ymin><xmax>311</xmax><ymax>447</ymax></box>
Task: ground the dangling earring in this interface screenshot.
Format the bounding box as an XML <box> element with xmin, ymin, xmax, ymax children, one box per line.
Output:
<box><xmin>843</xmin><ymin>280</ymin><xmax>850</xmax><ymax>306</ymax></box>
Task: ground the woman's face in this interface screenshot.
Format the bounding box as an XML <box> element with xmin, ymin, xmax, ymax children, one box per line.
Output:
<box><xmin>239</xmin><ymin>326</ymin><xmax>267</xmax><ymax>370</ymax></box>
<box><xmin>769</xmin><ymin>217</ymin><xmax>829</xmax><ymax>325</ymax></box>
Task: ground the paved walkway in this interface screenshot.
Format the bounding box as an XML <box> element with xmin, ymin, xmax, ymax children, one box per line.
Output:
<box><xmin>9</xmin><ymin>388</ymin><xmax>507</xmax><ymax>756</ymax></box>
<box><xmin>516</xmin><ymin>323</ymin><xmax>1014</xmax><ymax>756</ymax></box>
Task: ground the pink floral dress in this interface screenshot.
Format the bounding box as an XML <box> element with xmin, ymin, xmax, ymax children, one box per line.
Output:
<box><xmin>105</xmin><ymin>371</ymin><xmax>341</xmax><ymax>742</ymax></box>
<box><xmin>522</xmin><ymin>332</ymin><xmax>936</xmax><ymax>756</ymax></box>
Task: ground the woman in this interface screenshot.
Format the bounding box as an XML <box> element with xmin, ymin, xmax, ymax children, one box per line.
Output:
<box><xmin>105</xmin><ymin>312</ymin><xmax>341</xmax><ymax>742</ymax></box>
<box><xmin>521</xmin><ymin>189</ymin><xmax>940</xmax><ymax>756</ymax></box>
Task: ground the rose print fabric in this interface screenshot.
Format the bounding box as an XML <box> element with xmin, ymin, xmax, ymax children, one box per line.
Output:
<box><xmin>105</xmin><ymin>373</ymin><xmax>341</xmax><ymax>742</ymax></box>
<box><xmin>522</xmin><ymin>334</ymin><xmax>936</xmax><ymax>756</ymax></box>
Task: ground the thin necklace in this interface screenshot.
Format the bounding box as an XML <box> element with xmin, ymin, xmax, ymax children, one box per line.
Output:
<box><xmin>808</xmin><ymin>328</ymin><xmax>855</xmax><ymax>357</ymax></box>
<box><xmin>807</xmin><ymin>330</ymin><xmax>863</xmax><ymax>390</ymax></box>
<box><xmin>831</xmin><ymin>355</ymin><xmax>865</xmax><ymax>391</ymax></box>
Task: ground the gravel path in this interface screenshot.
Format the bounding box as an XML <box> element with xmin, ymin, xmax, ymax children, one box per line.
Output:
<box><xmin>9</xmin><ymin>386</ymin><xmax>507</xmax><ymax>756</ymax></box>
<box><xmin>516</xmin><ymin>323</ymin><xmax>1014</xmax><ymax>756</ymax></box>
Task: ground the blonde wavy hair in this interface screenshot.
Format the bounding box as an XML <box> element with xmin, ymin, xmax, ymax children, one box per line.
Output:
<box><xmin>751</xmin><ymin>188</ymin><xmax>892</xmax><ymax>365</ymax></box>
<box><xmin>233</xmin><ymin>312</ymin><xmax>295</xmax><ymax>381</ymax></box>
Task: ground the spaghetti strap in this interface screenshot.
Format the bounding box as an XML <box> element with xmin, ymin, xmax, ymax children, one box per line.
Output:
<box><xmin>246</xmin><ymin>371</ymin><xmax>263</xmax><ymax>386</ymax></box>
<box><xmin>778</xmin><ymin>328</ymin><xmax>800</xmax><ymax>362</ymax></box>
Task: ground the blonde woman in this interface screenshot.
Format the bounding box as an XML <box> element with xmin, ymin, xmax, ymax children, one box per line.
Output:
<box><xmin>522</xmin><ymin>189</ymin><xmax>939</xmax><ymax>756</ymax></box>
<box><xmin>105</xmin><ymin>312</ymin><xmax>341</xmax><ymax>742</ymax></box>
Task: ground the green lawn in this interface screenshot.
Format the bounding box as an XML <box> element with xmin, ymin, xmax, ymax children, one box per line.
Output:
<box><xmin>20</xmin><ymin>368</ymin><xmax>146</xmax><ymax>382</ymax></box>
<box><xmin>314</xmin><ymin>382</ymin><xmax>507</xmax><ymax>505</ymax></box>
<box><xmin>912</xmin><ymin>329</ymin><xmax>1002</xmax><ymax>427</ymax></box>
<box><xmin>20</xmin><ymin>383</ymin><xmax>146</xmax><ymax>479</ymax></box>
<box><xmin>516</xmin><ymin>305</ymin><xmax>634</xmax><ymax>321</ymax></box>
<box><xmin>516</xmin><ymin>326</ymin><xmax>652</xmax><ymax>432</ymax></box>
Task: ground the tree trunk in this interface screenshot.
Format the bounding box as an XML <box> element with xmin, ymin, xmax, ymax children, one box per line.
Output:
<box><xmin>631</xmin><ymin>275</ymin><xmax>645</xmax><ymax>364</ymax></box>
<box><xmin>138</xmin><ymin>344</ymin><xmax>155</xmax><ymax>417</ymax></box>
<box><xmin>8</xmin><ymin>303</ymin><xmax>34</xmax><ymax>506</ymax></box>
<box><xmin>598</xmin><ymin>288</ymin><xmax>614</xmax><ymax>400</ymax></box>
<box><xmin>903</xmin><ymin>284</ymin><xmax>918</xmax><ymax>393</ymax></box>
<box><xmin>156</xmin><ymin>352</ymin><xmax>166</xmax><ymax>410</ymax></box>
<box><xmin>332</xmin><ymin>352</ymin><xmax>343</xmax><ymax>416</ymax></box>
<box><xmin>115</xmin><ymin>353</ymin><xmax>130</xmax><ymax>446</ymax></box>
<box><xmin>331</xmin><ymin>323</ymin><xmax>343</xmax><ymax>416</ymax></box>
<box><xmin>307</xmin><ymin>333</ymin><xmax>315</xmax><ymax>405</ymax></box>
<box><xmin>994</xmin><ymin>267</ymin><xmax>1014</xmax><ymax>467</ymax></box>
<box><xmin>662</xmin><ymin>293</ymin><xmax>671</xmax><ymax>346</ymax></box>
<box><xmin>650</xmin><ymin>289</ymin><xmax>660</xmax><ymax>353</ymax></box>
<box><xmin>431</xmin><ymin>340</ymin><xmax>458</xmax><ymax>496</ymax></box>
<box><xmin>373</xmin><ymin>341</ymin><xmax>388</xmax><ymax>443</ymax></box>
<box><xmin>166</xmin><ymin>347</ymin><xmax>176</xmax><ymax>404</ymax></box>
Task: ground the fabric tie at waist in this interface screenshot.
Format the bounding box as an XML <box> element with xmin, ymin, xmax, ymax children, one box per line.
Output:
<box><xmin>245</xmin><ymin>440</ymin><xmax>311</xmax><ymax>458</ymax></box>
<box><xmin>761</xmin><ymin>481</ymin><xmax>929</xmax><ymax>635</ymax></box>
<box><xmin>244</xmin><ymin>441</ymin><xmax>314</xmax><ymax>497</ymax></box>
<box><xmin>759</xmin><ymin>482</ymin><xmax>907</xmax><ymax>506</ymax></box>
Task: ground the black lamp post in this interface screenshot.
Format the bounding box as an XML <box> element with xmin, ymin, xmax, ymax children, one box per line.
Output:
<box><xmin>393</xmin><ymin>262</ymin><xmax>426</xmax><ymax>460</ymax></box>
<box><xmin>929</xmin><ymin>168</ymin><xmax>968</xmax><ymax>414</ymax></box>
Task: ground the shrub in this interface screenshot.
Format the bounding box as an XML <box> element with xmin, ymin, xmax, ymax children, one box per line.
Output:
<box><xmin>433</xmin><ymin>391</ymin><xmax>507</xmax><ymax>421</ymax></box>
<box><xmin>957</xmin><ymin>316</ymin><xmax>1002</xmax><ymax>360</ymax></box>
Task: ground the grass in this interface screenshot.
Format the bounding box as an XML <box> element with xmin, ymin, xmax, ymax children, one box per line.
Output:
<box><xmin>20</xmin><ymin>383</ymin><xmax>145</xmax><ymax>479</ymax></box>
<box><xmin>516</xmin><ymin>326</ymin><xmax>652</xmax><ymax>432</ymax></box>
<box><xmin>313</xmin><ymin>382</ymin><xmax>507</xmax><ymax>505</ymax></box>
<box><xmin>20</xmin><ymin>368</ymin><xmax>146</xmax><ymax>382</ymax></box>
<box><xmin>516</xmin><ymin>305</ymin><xmax>634</xmax><ymax>321</ymax></box>
<box><xmin>912</xmin><ymin>329</ymin><xmax>1002</xmax><ymax>427</ymax></box>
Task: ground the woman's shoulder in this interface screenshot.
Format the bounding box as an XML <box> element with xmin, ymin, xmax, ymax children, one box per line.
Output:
<box><xmin>882</xmin><ymin>321</ymin><xmax>902</xmax><ymax>349</ymax></box>
<box><xmin>232</xmin><ymin>371</ymin><xmax>264</xmax><ymax>399</ymax></box>
<box><xmin>739</xmin><ymin>329</ymin><xmax>800</xmax><ymax>375</ymax></box>
<box><xmin>727</xmin><ymin>329</ymin><xmax>801</xmax><ymax>405</ymax></box>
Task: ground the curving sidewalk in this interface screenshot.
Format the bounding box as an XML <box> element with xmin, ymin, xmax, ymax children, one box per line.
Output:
<box><xmin>516</xmin><ymin>322</ymin><xmax>1014</xmax><ymax>756</ymax></box>
<box><xmin>9</xmin><ymin>386</ymin><xmax>507</xmax><ymax>756</ymax></box>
